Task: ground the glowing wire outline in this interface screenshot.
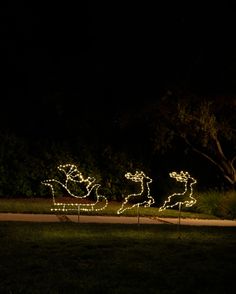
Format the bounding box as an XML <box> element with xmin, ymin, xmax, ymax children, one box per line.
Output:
<box><xmin>42</xmin><ymin>164</ymin><xmax>108</xmax><ymax>212</ymax></box>
<box><xmin>159</xmin><ymin>171</ymin><xmax>197</xmax><ymax>211</ymax></box>
<box><xmin>117</xmin><ymin>171</ymin><xmax>155</xmax><ymax>214</ymax></box>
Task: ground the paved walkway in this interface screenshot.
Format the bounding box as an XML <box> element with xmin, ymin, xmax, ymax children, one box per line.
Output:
<box><xmin>1</xmin><ymin>213</ymin><xmax>236</xmax><ymax>226</ymax></box>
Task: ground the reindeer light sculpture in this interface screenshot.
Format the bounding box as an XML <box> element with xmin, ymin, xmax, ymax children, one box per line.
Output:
<box><xmin>159</xmin><ymin>171</ymin><xmax>197</xmax><ymax>211</ymax></box>
<box><xmin>117</xmin><ymin>171</ymin><xmax>155</xmax><ymax>215</ymax></box>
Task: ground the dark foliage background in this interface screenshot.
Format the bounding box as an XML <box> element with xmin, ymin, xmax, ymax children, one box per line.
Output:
<box><xmin>0</xmin><ymin>1</ymin><xmax>235</xmax><ymax>200</ymax></box>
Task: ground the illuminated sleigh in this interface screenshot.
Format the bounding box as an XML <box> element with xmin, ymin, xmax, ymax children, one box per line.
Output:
<box><xmin>42</xmin><ymin>164</ymin><xmax>108</xmax><ymax>212</ymax></box>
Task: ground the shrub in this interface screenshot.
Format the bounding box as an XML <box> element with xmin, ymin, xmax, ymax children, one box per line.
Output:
<box><xmin>195</xmin><ymin>190</ymin><xmax>236</xmax><ymax>219</ymax></box>
<box><xmin>218</xmin><ymin>190</ymin><xmax>236</xmax><ymax>219</ymax></box>
<box><xmin>195</xmin><ymin>190</ymin><xmax>223</xmax><ymax>216</ymax></box>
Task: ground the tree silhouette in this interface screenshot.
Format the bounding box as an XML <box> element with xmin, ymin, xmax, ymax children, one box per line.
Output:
<box><xmin>149</xmin><ymin>92</ymin><xmax>236</xmax><ymax>188</ymax></box>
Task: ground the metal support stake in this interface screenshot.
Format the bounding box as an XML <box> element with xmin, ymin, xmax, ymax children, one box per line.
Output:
<box><xmin>78</xmin><ymin>205</ymin><xmax>80</xmax><ymax>223</ymax></box>
<box><xmin>178</xmin><ymin>202</ymin><xmax>182</xmax><ymax>239</ymax></box>
<box><xmin>137</xmin><ymin>204</ymin><xmax>140</xmax><ymax>226</ymax></box>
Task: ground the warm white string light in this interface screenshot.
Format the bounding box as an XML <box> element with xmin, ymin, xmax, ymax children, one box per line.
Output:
<box><xmin>42</xmin><ymin>164</ymin><xmax>108</xmax><ymax>212</ymax></box>
<box><xmin>117</xmin><ymin>171</ymin><xmax>155</xmax><ymax>214</ymax></box>
<box><xmin>159</xmin><ymin>171</ymin><xmax>197</xmax><ymax>211</ymax></box>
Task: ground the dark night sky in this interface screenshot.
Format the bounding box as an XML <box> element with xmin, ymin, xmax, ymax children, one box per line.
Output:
<box><xmin>1</xmin><ymin>1</ymin><xmax>236</xmax><ymax>139</ymax></box>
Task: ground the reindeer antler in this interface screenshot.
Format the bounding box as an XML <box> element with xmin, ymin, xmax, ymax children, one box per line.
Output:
<box><xmin>169</xmin><ymin>171</ymin><xmax>190</xmax><ymax>182</ymax></box>
<box><xmin>125</xmin><ymin>171</ymin><xmax>144</xmax><ymax>182</ymax></box>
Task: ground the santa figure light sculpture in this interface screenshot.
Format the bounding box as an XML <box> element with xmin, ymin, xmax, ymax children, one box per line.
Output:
<box><xmin>42</xmin><ymin>164</ymin><xmax>108</xmax><ymax>213</ymax></box>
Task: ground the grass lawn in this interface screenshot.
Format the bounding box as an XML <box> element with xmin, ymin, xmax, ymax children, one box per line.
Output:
<box><xmin>0</xmin><ymin>198</ymin><xmax>217</xmax><ymax>219</ymax></box>
<box><xmin>0</xmin><ymin>222</ymin><xmax>236</xmax><ymax>293</ymax></box>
